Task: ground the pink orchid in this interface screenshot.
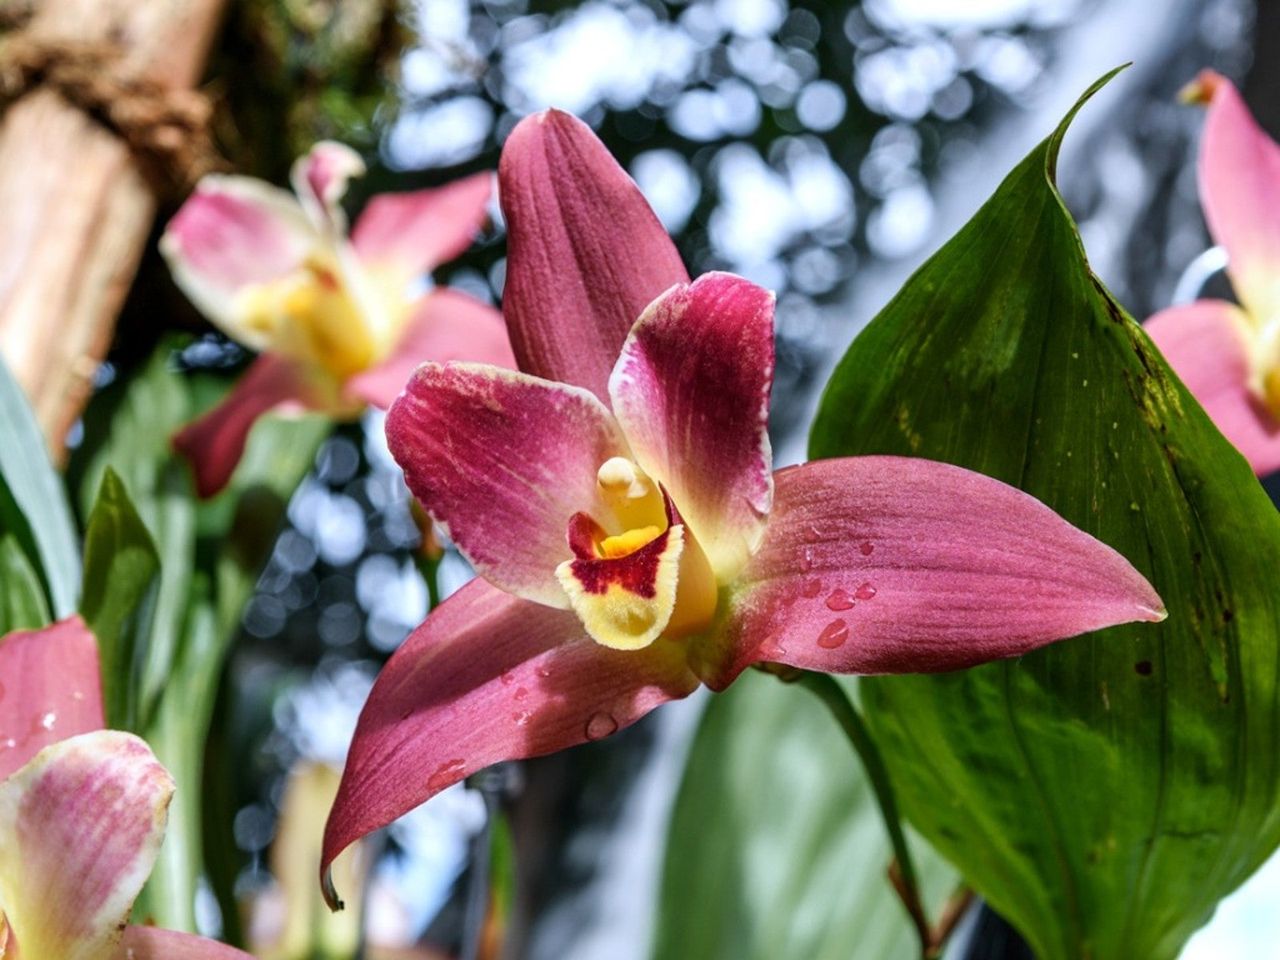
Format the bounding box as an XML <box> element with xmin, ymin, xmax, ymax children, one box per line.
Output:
<box><xmin>320</xmin><ymin>110</ymin><xmax>1165</xmax><ymax>904</ymax></box>
<box><xmin>162</xmin><ymin>142</ymin><xmax>516</xmax><ymax>497</ymax></box>
<box><xmin>0</xmin><ymin>618</ymin><xmax>250</xmax><ymax>959</ymax></box>
<box><xmin>1146</xmin><ymin>71</ymin><xmax>1280</xmax><ymax>475</ymax></box>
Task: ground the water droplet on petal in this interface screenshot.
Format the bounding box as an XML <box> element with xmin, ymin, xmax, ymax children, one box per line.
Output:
<box><xmin>500</xmin><ymin>672</ymin><xmax>515</xmax><ymax>686</ymax></box>
<box><xmin>427</xmin><ymin>758</ymin><xmax>467</xmax><ymax>792</ymax></box>
<box><xmin>585</xmin><ymin>712</ymin><xmax>619</xmax><ymax>741</ymax></box>
<box><xmin>40</xmin><ymin>711</ymin><xmax>56</xmax><ymax>731</ymax></box>
<box><xmin>859</xmin><ymin>541</ymin><xmax>874</xmax><ymax>556</ymax></box>
<box><xmin>514</xmin><ymin>686</ymin><xmax>528</xmax><ymax>701</ymax></box>
<box><xmin>817</xmin><ymin>619</ymin><xmax>849</xmax><ymax>649</ymax></box>
<box><xmin>802</xmin><ymin>578</ymin><xmax>823</xmax><ymax>598</ymax></box>
<box><xmin>803</xmin><ymin>525</ymin><xmax>821</xmax><ymax>543</ymax></box>
<box><xmin>799</xmin><ymin>547</ymin><xmax>814</xmax><ymax>573</ymax></box>
<box><xmin>512</xmin><ymin>711</ymin><xmax>532</xmax><ymax>727</ymax></box>
<box><xmin>825</xmin><ymin>589</ymin><xmax>855</xmax><ymax>611</ymax></box>
<box><xmin>536</xmin><ymin>666</ymin><xmax>552</xmax><ymax>680</ymax></box>
<box><xmin>1</xmin><ymin>737</ymin><xmax>14</xmax><ymax>750</ymax></box>
<box><xmin>854</xmin><ymin>582</ymin><xmax>877</xmax><ymax>601</ymax></box>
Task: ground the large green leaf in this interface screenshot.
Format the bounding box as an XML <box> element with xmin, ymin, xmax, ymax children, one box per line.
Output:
<box><xmin>0</xmin><ymin>356</ymin><xmax>80</xmax><ymax>616</ymax></box>
<box><xmin>809</xmin><ymin>69</ymin><xmax>1280</xmax><ymax>960</ymax></box>
<box><xmin>653</xmin><ymin>672</ymin><xmax>958</xmax><ymax>960</ymax></box>
<box><xmin>0</xmin><ymin>533</ymin><xmax>51</xmax><ymax>633</ymax></box>
<box><xmin>80</xmin><ymin>468</ymin><xmax>161</xmax><ymax>731</ymax></box>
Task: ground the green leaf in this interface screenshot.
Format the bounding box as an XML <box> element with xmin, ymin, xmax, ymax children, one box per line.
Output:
<box><xmin>809</xmin><ymin>68</ymin><xmax>1280</xmax><ymax>960</ymax></box>
<box><xmin>73</xmin><ymin>344</ymin><xmax>198</xmax><ymax>729</ymax></box>
<box><xmin>0</xmin><ymin>534</ymin><xmax>51</xmax><ymax>633</ymax></box>
<box><xmin>80</xmin><ymin>468</ymin><xmax>161</xmax><ymax>731</ymax></box>
<box><xmin>653</xmin><ymin>671</ymin><xmax>957</xmax><ymax>960</ymax></box>
<box><xmin>0</xmin><ymin>356</ymin><xmax>80</xmax><ymax>616</ymax></box>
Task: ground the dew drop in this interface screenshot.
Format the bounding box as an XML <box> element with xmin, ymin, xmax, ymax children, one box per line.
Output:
<box><xmin>859</xmin><ymin>541</ymin><xmax>874</xmax><ymax>556</ymax></box>
<box><xmin>802</xmin><ymin>578</ymin><xmax>823</xmax><ymax>598</ymax></box>
<box><xmin>536</xmin><ymin>666</ymin><xmax>552</xmax><ymax>680</ymax></box>
<box><xmin>40</xmin><ymin>711</ymin><xmax>56</xmax><ymax>732</ymax></box>
<box><xmin>585</xmin><ymin>712</ymin><xmax>619</xmax><ymax>741</ymax></box>
<box><xmin>799</xmin><ymin>547</ymin><xmax>814</xmax><ymax>573</ymax></box>
<box><xmin>803</xmin><ymin>525</ymin><xmax>821</xmax><ymax>544</ymax></box>
<box><xmin>514</xmin><ymin>687</ymin><xmax>529</xmax><ymax>702</ymax></box>
<box><xmin>817</xmin><ymin>619</ymin><xmax>849</xmax><ymax>649</ymax></box>
<box><xmin>825</xmin><ymin>589</ymin><xmax>855</xmax><ymax>611</ymax></box>
<box><xmin>426</xmin><ymin>758</ymin><xmax>467</xmax><ymax>792</ymax></box>
<box><xmin>499</xmin><ymin>672</ymin><xmax>515</xmax><ymax>687</ymax></box>
<box><xmin>760</xmin><ymin>634</ymin><xmax>788</xmax><ymax>659</ymax></box>
<box><xmin>854</xmin><ymin>582</ymin><xmax>877</xmax><ymax>601</ymax></box>
<box><xmin>512</xmin><ymin>710</ymin><xmax>532</xmax><ymax>727</ymax></box>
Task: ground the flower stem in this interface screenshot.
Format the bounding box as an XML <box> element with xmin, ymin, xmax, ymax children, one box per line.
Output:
<box><xmin>791</xmin><ymin>670</ymin><xmax>933</xmax><ymax>958</ymax></box>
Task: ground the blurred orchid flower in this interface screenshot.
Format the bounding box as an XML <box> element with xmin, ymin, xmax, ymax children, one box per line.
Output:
<box><xmin>0</xmin><ymin>617</ymin><xmax>251</xmax><ymax>958</ymax></box>
<box><xmin>1146</xmin><ymin>71</ymin><xmax>1280</xmax><ymax>475</ymax></box>
<box><xmin>162</xmin><ymin>142</ymin><xmax>515</xmax><ymax>497</ymax></box>
<box><xmin>320</xmin><ymin>110</ymin><xmax>1165</xmax><ymax>905</ymax></box>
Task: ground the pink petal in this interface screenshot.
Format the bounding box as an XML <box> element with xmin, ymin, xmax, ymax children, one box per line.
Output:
<box><xmin>385</xmin><ymin>361</ymin><xmax>627</xmax><ymax>607</ymax></box>
<box><xmin>699</xmin><ymin>457</ymin><xmax>1165</xmax><ymax>688</ymax></box>
<box><xmin>345</xmin><ymin>288</ymin><xmax>516</xmax><ymax>410</ymax></box>
<box><xmin>0</xmin><ymin>731</ymin><xmax>173</xmax><ymax>960</ymax></box>
<box><xmin>161</xmin><ymin>176</ymin><xmax>315</xmax><ymax>324</ymax></box>
<box><xmin>1193</xmin><ymin>71</ymin><xmax>1280</xmax><ymax>319</ymax></box>
<box><xmin>321</xmin><ymin>578</ymin><xmax>698</xmax><ymax>908</ymax></box>
<box><xmin>0</xmin><ymin>616</ymin><xmax>104</xmax><ymax>781</ymax></box>
<box><xmin>291</xmin><ymin>141</ymin><xmax>367</xmax><ymax>232</ymax></box>
<box><xmin>610</xmin><ymin>273</ymin><xmax>775</xmax><ymax>581</ymax></box>
<box><xmin>499</xmin><ymin>109</ymin><xmax>688</xmax><ymax>400</ymax></box>
<box><xmin>351</xmin><ymin>172</ymin><xmax>493</xmax><ymax>277</ymax></box>
<box><xmin>1146</xmin><ymin>300</ymin><xmax>1280</xmax><ymax>475</ymax></box>
<box><xmin>119</xmin><ymin>927</ymin><xmax>254</xmax><ymax>959</ymax></box>
<box><xmin>174</xmin><ymin>355</ymin><xmax>335</xmax><ymax>499</ymax></box>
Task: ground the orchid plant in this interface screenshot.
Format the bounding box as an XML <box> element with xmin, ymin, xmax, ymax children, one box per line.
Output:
<box><xmin>0</xmin><ymin>618</ymin><xmax>250</xmax><ymax>959</ymax></box>
<box><xmin>161</xmin><ymin>142</ymin><xmax>515</xmax><ymax>497</ymax></box>
<box><xmin>318</xmin><ymin>108</ymin><xmax>1165</xmax><ymax>903</ymax></box>
<box><xmin>1147</xmin><ymin>70</ymin><xmax>1280</xmax><ymax>475</ymax></box>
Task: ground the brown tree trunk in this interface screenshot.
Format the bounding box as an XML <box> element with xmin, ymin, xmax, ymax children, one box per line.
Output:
<box><xmin>0</xmin><ymin>0</ymin><xmax>226</xmax><ymax>455</ymax></box>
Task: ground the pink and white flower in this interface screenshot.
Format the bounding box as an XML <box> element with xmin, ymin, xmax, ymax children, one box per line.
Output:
<box><xmin>319</xmin><ymin>110</ymin><xmax>1165</xmax><ymax>905</ymax></box>
<box><xmin>162</xmin><ymin>142</ymin><xmax>515</xmax><ymax>496</ymax></box>
<box><xmin>0</xmin><ymin>618</ymin><xmax>250</xmax><ymax>959</ymax></box>
<box><xmin>1146</xmin><ymin>71</ymin><xmax>1280</xmax><ymax>475</ymax></box>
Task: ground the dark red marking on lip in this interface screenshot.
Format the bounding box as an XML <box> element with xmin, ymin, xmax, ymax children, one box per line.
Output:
<box><xmin>566</xmin><ymin>528</ymin><xmax>673</xmax><ymax>598</ymax></box>
<box><xmin>567</xmin><ymin>512</ymin><xmax>607</xmax><ymax>559</ymax></box>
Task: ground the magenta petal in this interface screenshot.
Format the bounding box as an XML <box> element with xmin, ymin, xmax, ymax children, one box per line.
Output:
<box><xmin>702</xmin><ymin>458</ymin><xmax>1164</xmax><ymax>687</ymax></box>
<box><xmin>321</xmin><ymin>579</ymin><xmax>698</xmax><ymax>907</ymax></box>
<box><xmin>611</xmin><ymin>273</ymin><xmax>775</xmax><ymax>580</ymax></box>
<box><xmin>499</xmin><ymin>109</ymin><xmax>688</xmax><ymax>399</ymax></box>
<box><xmin>161</xmin><ymin>176</ymin><xmax>314</xmax><ymax>323</ymax></box>
<box><xmin>1195</xmin><ymin>72</ymin><xmax>1280</xmax><ymax>318</ymax></box>
<box><xmin>351</xmin><ymin>172</ymin><xmax>493</xmax><ymax>277</ymax></box>
<box><xmin>386</xmin><ymin>361</ymin><xmax>627</xmax><ymax>606</ymax></box>
<box><xmin>174</xmin><ymin>355</ymin><xmax>331</xmax><ymax>499</ymax></box>
<box><xmin>345</xmin><ymin>288</ymin><xmax>516</xmax><ymax>409</ymax></box>
<box><xmin>1146</xmin><ymin>300</ymin><xmax>1280</xmax><ymax>475</ymax></box>
<box><xmin>0</xmin><ymin>616</ymin><xmax>104</xmax><ymax>781</ymax></box>
<box><xmin>119</xmin><ymin>926</ymin><xmax>254</xmax><ymax>958</ymax></box>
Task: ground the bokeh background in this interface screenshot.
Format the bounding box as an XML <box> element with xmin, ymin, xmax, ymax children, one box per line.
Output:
<box><xmin>91</xmin><ymin>0</ymin><xmax>1278</xmax><ymax>956</ymax></box>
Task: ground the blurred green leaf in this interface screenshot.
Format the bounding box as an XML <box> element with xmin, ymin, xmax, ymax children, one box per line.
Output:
<box><xmin>809</xmin><ymin>68</ymin><xmax>1280</xmax><ymax>960</ymax></box>
<box><xmin>0</xmin><ymin>356</ymin><xmax>80</xmax><ymax>617</ymax></box>
<box><xmin>80</xmin><ymin>468</ymin><xmax>160</xmax><ymax>732</ymax></box>
<box><xmin>653</xmin><ymin>671</ymin><xmax>958</xmax><ymax>960</ymax></box>
<box><xmin>0</xmin><ymin>533</ymin><xmax>51</xmax><ymax>633</ymax></box>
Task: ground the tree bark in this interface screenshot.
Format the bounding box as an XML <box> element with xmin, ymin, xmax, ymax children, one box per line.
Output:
<box><xmin>0</xmin><ymin>0</ymin><xmax>226</xmax><ymax>455</ymax></box>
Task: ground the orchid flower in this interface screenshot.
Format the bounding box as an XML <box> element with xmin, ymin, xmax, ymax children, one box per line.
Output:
<box><xmin>320</xmin><ymin>110</ymin><xmax>1165</xmax><ymax>904</ymax></box>
<box><xmin>162</xmin><ymin>142</ymin><xmax>515</xmax><ymax>497</ymax></box>
<box><xmin>1146</xmin><ymin>71</ymin><xmax>1280</xmax><ymax>475</ymax></box>
<box><xmin>0</xmin><ymin>618</ymin><xmax>250</xmax><ymax>959</ymax></box>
